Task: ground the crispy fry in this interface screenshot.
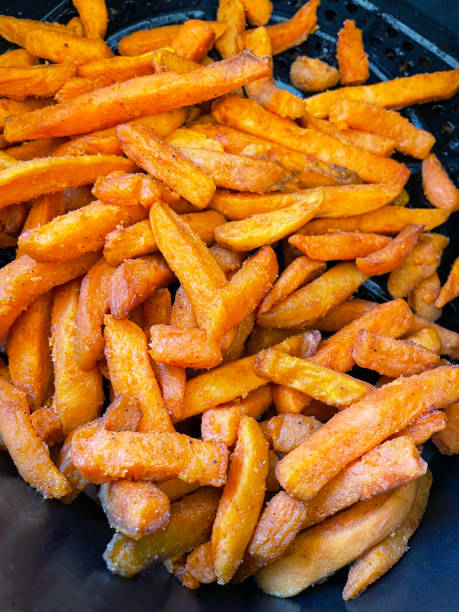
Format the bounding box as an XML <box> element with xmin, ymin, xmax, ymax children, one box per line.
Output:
<box><xmin>388</xmin><ymin>233</ymin><xmax>448</xmax><ymax>298</ymax></box>
<box><xmin>393</xmin><ymin>410</ymin><xmax>446</xmax><ymax>445</ymax></box>
<box><xmin>78</xmin><ymin>53</ymin><xmax>156</xmax><ymax>82</ymax></box>
<box><xmin>149</xmin><ymin>326</ymin><xmax>221</xmax><ymax>369</ymax></box>
<box><xmin>422</xmin><ymin>153</ymin><xmax>459</xmax><ymax>212</ymax></box>
<box><xmin>0</xmin><ymin>97</ymin><xmax>50</xmax><ymax>130</ymax></box>
<box><xmin>343</xmin><ymin>472</ymin><xmax>432</xmax><ymax>600</ymax></box>
<box><xmin>261</xmin><ymin>0</ymin><xmax>319</xmax><ymax>55</ymax></box>
<box><xmin>408</xmin><ymin>316</ymin><xmax>459</xmax><ymax>360</ymax></box>
<box><xmin>104</xmin><ymin>487</ymin><xmax>220</xmax><ymax>578</ymax></box>
<box><xmin>4</xmin><ymin>52</ymin><xmax>270</xmax><ymax>142</ymax></box>
<box><xmin>54</xmin><ymin>76</ymin><xmax>112</xmax><ymax>103</ymax></box>
<box><xmin>156</xmin><ymin>480</ymin><xmax>200</xmax><ymax>502</ymax></box>
<box><xmin>258</xmin><ymin>262</ymin><xmax>367</xmax><ymax>329</ymax></box>
<box><xmin>241</xmin><ymin>0</ymin><xmax>272</xmax><ymax>26</ymax></box>
<box><xmin>212</xmin><ymin>97</ymin><xmax>410</xmax><ymax>185</ymax></box>
<box><xmin>6</xmin><ymin>293</ymin><xmax>52</xmax><ymax>411</ymax></box>
<box><xmin>186</xmin><ymin>542</ymin><xmax>216</xmax><ymax>584</ymax></box>
<box><xmin>5</xmin><ymin>138</ymin><xmax>61</xmax><ymax>161</ymax></box>
<box><xmin>435</xmin><ymin>257</ymin><xmax>459</xmax><ymax>307</ymax></box>
<box><xmin>261</xmin><ymin>414</ymin><xmax>321</xmax><ymax>453</ymax></box>
<box><xmin>277</xmin><ymin>366</ymin><xmax>459</xmax><ymax>500</ymax></box>
<box><xmin>202</xmin><ymin>406</ymin><xmax>242</xmax><ymax>447</ymax></box>
<box><xmin>290</xmin><ymin>56</ymin><xmax>340</xmax><ymax>92</ymax></box>
<box><xmin>212</xmin><ymin>416</ymin><xmax>268</xmax><ymax>584</ymax></box>
<box><xmin>410</xmin><ymin>272</ymin><xmax>443</xmax><ymax>321</ymax></box>
<box><xmin>290</xmin><ymin>232</ymin><xmax>391</xmax><ymax>261</ymax></box>
<box><xmin>215</xmin><ymin>194</ymin><xmax>321</xmax><ymax>252</ymax></box>
<box><xmin>24</xmin><ymin>29</ymin><xmax>112</xmax><ymax>64</ymax></box>
<box><xmin>209</xmin><ymin>244</ymin><xmax>245</xmax><ymax>276</ymax></box>
<box><xmin>72</xmin><ymin>426</ymin><xmax>228</xmax><ymax>485</ymax></box>
<box><xmin>433</xmin><ymin>402</ymin><xmax>459</xmax><ymax>455</ymax></box>
<box><xmin>0</xmin><ymin>64</ymin><xmax>76</xmax><ymax>100</ymax></box>
<box><xmin>0</xmin><ymin>378</ymin><xmax>71</xmax><ymax>498</ymax></box>
<box><xmin>406</xmin><ymin>326</ymin><xmax>442</xmax><ymax>353</ymax></box>
<box><xmin>330</xmin><ymin>98</ymin><xmax>434</xmax><ymax>158</ymax></box>
<box><xmin>336</xmin><ymin>20</ymin><xmax>369</xmax><ymax>86</ymax></box>
<box><xmin>314</xmin><ymin>299</ymin><xmax>375</xmax><ymax>332</ymax></box>
<box><xmin>30</xmin><ymin>405</ymin><xmax>63</xmax><ymax>447</ymax></box>
<box><xmin>65</xmin><ymin>16</ymin><xmax>85</xmax><ymax>37</ymax></box>
<box><xmin>300</xmin><ymin>206</ymin><xmax>449</xmax><ymax>235</ymax></box>
<box><xmin>216</xmin><ymin>0</ymin><xmax>246</xmax><ymax>58</ymax></box>
<box><xmin>172</xmin><ymin>20</ymin><xmax>215</xmax><ymax>62</ymax></box>
<box><xmin>0</xmin><ymin>48</ymin><xmax>38</xmax><ymax>68</ymax></box>
<box><xmin>152</xmin><ymin>49</ymin><xmax>203</xmax><ymax>74</ymax></box>
<box><xmin>72</xmin><ymin>0</ymin><xmax>108</xmax><ymax>39</ymax></box>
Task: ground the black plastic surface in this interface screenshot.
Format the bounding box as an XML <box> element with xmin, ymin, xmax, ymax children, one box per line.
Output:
<box><xmin>0</xmin><ymin>1</ymin><xmax>458</xmax><ymax>611</ymax></box>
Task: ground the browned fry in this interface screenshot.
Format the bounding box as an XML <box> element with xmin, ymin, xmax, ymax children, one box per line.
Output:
<box><xmin>172</xmin><ymin>20</ymin><xmax>216</xmax><ymax>62</ymax></box>
<box><xmin>209</xmin><ymin>244</ymin><xmax>245</xmax><ymax>277</ymax></box>
<box><xmin>149</xmin><ymin>326</ymin><xmax>222</xmax><ymax>369</ymax></box>
<box><xmin>422</xmin><ymin>153</ymin><xmax>459</xmax><ymax>212</ymax></box>
<box><xmin>290</xmin><ymin>56</ymin><xmax>340</xmax><ymax>92</ymax></box>
<box><xmin>0</xmin><ymin>378</ymin><xmax>71</xmax><ymax>498</ymax></box>
<box><xmin>336</xmin><ymin>20</ymin><xmax>369</xmax><ymax>86</ymax></box>
<box><xmin>260</xmin><ymin>414</ymin><xmax>321</xmax><ymax>453</ymax></box>
<box><xmin>0</xmin><ymin>64</ymin><xmax>76</xmax><ymax>100</ymax></box>
<box><xmin>151</xmin><ymin>49</ymin><xmax>202</xmax><ymax>74</ymax></box>
<box><xmin>435</xmin><ymin>257</ymin><xmax>459</xmax><ymax>308</ymax></box>
<box><xmin>392</xmin><ymin>410</ymin><xmax>446</xmax><ymax>445</ymax></box>
<box><xmin>433</xmin><ymin>402</ymin><xmax>459</xmax><ymax>455</ymax></box>
<box><xmin>290</xmin><ymin>232</ymin><xmax>391</xmax><ymax>261</ymax></box>
<box><xmin>24</xmin><ymin>28</ymin><xmax>112</xmax><ymax>65</ymax></box>
<box><xmin>73</xmin><ymin>0</ymin><xmax>108</xmax><ymax>38</ymax></box>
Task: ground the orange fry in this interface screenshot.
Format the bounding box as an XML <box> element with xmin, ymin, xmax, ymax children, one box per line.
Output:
<box><xmin>405</xmin><ymin>326</ymin><xmax>442</xmax><ymax>353</ymax></box>
<box><xmin>290</xmin><ymin>56</ymin><xmax>340</xmax><ymax>92</ymax></box>
<box><xmin>0</xmin><ymin>14</ymin><xmax>82</xmax><ymax>46</ymax></box>
<box><xmin>408</xmin><ymin>272</ymin><xmax>442</xmax><ymax>321</ymax></box>
<box><xmin>54</xmin><ymin>76</ymin><xmax>112</xmax><ymax>103</ymax></box>
<box><xmin>422</xmin><ymin>153</ymin><xmax>459</xmax><ymax>212</ymax></box>
<box><xmin>433</xmin><ymin>402</ymin><xmax>459</xmax><ymax>455</ymax></box>
<box><xmin>172</xmin><ymin>20</ymin><xmax>216</xmax><ymax>62</ymax></box>
<box><xmin>393</xmin><ymin>410</ymin><xmax>446</xmax><ymax>445</ymax></box>
<box><xmin>435</xmin><ymin>257</ymin><xmax>459</xmax><ymax>308</ymax></box>
<box><xmin>73</xmin><ymin>0</ymin><xmax>109</xmax><ymax>39</ymax></box>
<box><xmin>149</xmin><ymin>326</ymin><xmax>221</xmax><ymax>369</ymax></box>
<box><xmin>290</xmin><ymin>232</ymin><xmax>391</xmax><ymax>261</ymax></box>
<box><xmin>216</xmin><ymin>0</ymin><xmax>246</xmax><ymax>58</ymax></box>
<box><xmin>0</xmin><ymin>64</ymin><xmax>76</xmax><ymax>100</ymax></box>
<box><xmin>24</xmin><ymin>28</ymin><xmax>112</xmax><ymax>64</ymax></box>
<box><xmin>408</xmin><ymin>315</ymin><xmax>459</xmax><ymax>360</ymax></box>
<box><xmin>0</xmin><ymin>48</ymin><xmax>38</xmax><ymax>68</ymax></box>
<box><xmin>78</xmin><ymin>52</ymin><xmax>156</xmax><ymax>82</ymax></box>
<box><xmin>4</xmin><ymin>137</ymin><xmax>62</xmax><ymax>162</ymax></box>
<box><xmin>262</xmin><ymin>0</ymin><xmax>318</xmax><ymax>55</ymax></box>
<box><xmin>314</xmin><ymin>299</ymin><xmax>376</xmax><ymax>332</ymax></box>
<box><xmin>336</xmin><ymin>20</ymin><xmax>369</xmax><ymax>86</ymax></box>
<box><xmin>260</xmin><ymin>414</ymin><xmax>321</xmax><ymax>453</ymax></box>
<box><xmin>186</xmin><ymin>542</ymin><xmax>216</xmax><ymax>584</ymax></box>
<box><xmin>0</xmin><ymin>97</ymin><xmax>50</xmax><ymax>130</ymax></box>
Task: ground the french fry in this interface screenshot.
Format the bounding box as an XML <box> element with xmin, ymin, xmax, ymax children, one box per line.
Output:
<box><xmin>4</xmin><ymin>138</ymin><xmax>62</xmax><ymax>162</ymax></box>
<box><xmin>149</xmin><ymin>326</ymin><xmax>222</xmax><ymax>369</ymax></box>
<box><xmin>343</xmin><ymin>472</ymin><xmax>432</xmax><ymax>600</ymax></box>
<box><xmin>0</xmin><ymin>14</ymin><xmax>82</xmax><ymax>46</ymax></box>
<box><xmin>435</xmin><ymin>257</ymin><xmax>459</xmax><ymax>307</ymax></box>
<box><xmin>306</xmin><ymin>68</ymin><xmax>459</xmax><ymax>118</ymax></box>
<box><xmin>257</xmin><ymin>481</ymin><xmax>417</xmax><ymax>597</ymax></box>
<box><xmin>408</xmin><ymin>315</ymin><xmax>459</xmax><ymax>360</ymax></box>
<box><xmin>0</xmin><ymin>251</ymin><xmax>99</xmax><ymax>340</ymax></box>
<box><xmin>258</xmin><ymin>262</ymin><xmax>367</xmax><ymax>329</ymax></box>
<box><xmin>216</xmin><ymin>0</ymin><xmax>246</xmax><ymax>58</ymax></box>
<box><xmin>186</xmin><ymin>542</ymin><xmax>216</xmax><ymax>584</ymax></box>
<box><xmin>104</xmin><ymin>315</ymin><xmax>174</xmax><ymax>433</ymax></box>
<box><xmin>314</xmin><ymin>299</ymin><xmax>376</xmax><ymax>332</ymax></box>
<box><xmin>222</xmin><ymin>314</ymin><xmax>255</xmax><ymax>362</ymax></box>
<box><xmin>99</xmin><ymin>481</ymin><xmax>171</xmax><ymax>539</ymax></box>
<box><xmin>78</xmin><ymin>53</ymin><xmax>156</xmax><ymax>82</ymax></box>
<box><xmin>0</xmin><ymin>378</ymin><xmax>71</xmax><ymax>498</ymax></box>
<box><xmin>51</xmin><ymin>280</ymin><xmax>104</xmax><ymax>434</ymax></box>
<box><xmin>212</xmin><ymin>416</ymin><xmax>269</xmax><ymax>584</ymax></box>
<box><xmin>260</xmin><ymin>414</ymin><xmax>321</xmax><ymax>453</ymax></box>
<box><xmin>0</xmin><ymin>64</ymin><xmax>76</xmax><ymax>100</ymax></box>
<box><xmin>241</xmin><ymin>0</ymin><xmax>272</xmax><ymax>26</ymax></box>
<box><xmin>261</xmin><ymin>0</ymin><xmax>319</xmax><ymax>55</ymax></box>
<box><xmin>0</xmin><ymin>155</ymin><xmax>134</xmax><ymax>209</ymax></box>
<box><xmin>72</xmin><ymin>0</ymin><xmax>108</xmax><ymax>39</ymax></box>
<box><xmin>104</xmin><ymin>487</ymin><xmax>220</xmax><ymax>578</ymax></box>
<box><xmin>214</xmin><ymin>194</ymin><xmax>321</xmax><ymax>252</ymax></box>
<box><xmin>406</xmin><ymin>326</ymin><xmax>442</xmax><ymax>353</ymax></box>
<box><xmin>0</xmin><ymin>97</ymin><xmax>50</xmax><ymax>130</ymax></box>
<box><xmin>71</xmin><ymin>426</ymin><xmax>228</xmax><ymax>485</ymax></box>
<box><xmin>31</xmin><ymin>405</ymin><xmax>63</xmax><ymax>447</ymax></box>
<box><xmin>24</xmin><ymin>28</ymin><xmax>112</xmax><ymax>65</ymax></box>
<box><xmin>388</xmin><ymin>233</ymin><xmax>448</xmax><ymax>298</ymax></box>
<box><xmin>408</xmin><ymin>272</ymin><xmax>442</xmax><ymax>321</ymax></box>
<box><xmin>290</xmin><ymin>232</ymin><xmax>391</xmax><ymax>261</ymax></box>
<box><xmin>352</xmin><ymin>330</ymin><xmax>440</xmax><ymax>377</ymax></box>
<box><xmin>18</xmin><ymin>201</ymin><xmax>145</xmax><ymax>262</ymax></box>
<box><xmin>172</xmin><ymin>20</ymin><xmax>216</xmax><ymax>62</ymax></box>
<box><xmin>156</xmin><ymin>480</ymin><xmax>200</xmax><ymax>502</ymax></box>
<box><xmin>258</xmin><ymin>256</ymin><xmax>326</xmax><ymax>315</ymax></box>
<box><xmin>0</xmin><ymin>48</ymin><xmax>38</xmax><ymax>68</ymax></box>
<box><xmin>256</xmin><ymin>350</ymin><xmax>371</xmax><ymax>408</ymax></box>
<box><xmin>433</xmin><ymin>402</ymin><xmax>459</xmax><ymax>455</ymax></box>
<box><xmin>54</xmin><ymin>76</ymin><xmax>112</xmax><ymax>103</ymax></box>
<box><xmin>4</xmin><ymin>52</ymin><xmax>270</xmax><ymax>142</ymax></box>
<box><xmin>276</xmin><ymin>366</ymin><xmax>459</xmax><ymax>501</ymax></box>
<box><xmin>299</xmin><ymin>206</ymin><xmax>449</xmax><ymax>235</ymax></box>
<box><xmin>330</xmin><ymin>98</ymin><xmax>435</xmax><ymax>159</ymax></box>
<box><xmin>152</xmin><ymin>49</ymin><xmax>203</xmax><ymax>74</ymax></box>
<box><xmin>422</xmin><ymin>153</ymin><xmax>459</xmax><ymax>212</ymax></box>
<box><xmin>209</xmin><ymin>244</ymin><xmax>245</xmax><ymax>276</ymax></box>
<box><xmin>75</xmin><ymin>258</ymin><xmax>115</xmax><ymax>370</ymax></box>
<box><xmin>0</xmin><ymin>202</ymin><xmax>27</xmax><ymax>238</ymax></box>
<box><xmin>392</xmin><ymin>410</ymin><xmax>446</xmax><ymax>445</ymax></box>
<box><xmin>118</xmin><ymin>124</ymin><xmax>216</xmax><ymax>209</ymax></box>
<box><xmin>356</xmin><ymin>224</ymin><xmax>424</xmax><ymax>276</ymax></box>
<box><xmin>336</xmin><ymin>20</ymin><xmax>369</xmax><ymax>86</ymax></box>
<box><xmin>290</xmin><ymin>56</ymin><xmax>340</xmax><ymax>92</ymax></box>
<box><xmin>212</xmin><ymin>96</ymin><xmax>410</xmax><ymax>185</ymax></box>
<box><xmin>6</xmin><ymin>292</ymin><xmax>53</xmax><ymax>411</ymax></box>
<box><xmin>65</xmin><ymin>16</ymin><xmax>85</xmax><ymax>37</ymax></box>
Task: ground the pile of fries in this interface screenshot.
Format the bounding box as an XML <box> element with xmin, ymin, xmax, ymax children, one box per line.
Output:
<box><xmin>0</xmin><ymin>0</ymin><xmax>458</xmax><ymax>601</ymax></box>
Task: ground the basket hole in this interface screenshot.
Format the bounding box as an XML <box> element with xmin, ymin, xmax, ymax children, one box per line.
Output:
<box><xmin>314</xmin><ymin>41</ymin><xmax>328</xmax><ymax>54</ymax></box>
<box><xmin>325</xmin><ymin>9</ymin><xmax>336</xmax><ymax>20</ymax></box>
<box><xmin>402</xmin><ymin>40</ymin><xmax>414</xmax><ymax>51</ymax></box>
<box><xmin>452</xmin><ymin>103</ymin><xmax>459</xmax><ymax>114</ymax></box>
<box><xmin>384</xmin><ymin>48</ymin><xmax>396</xmax><ymax>59</ymax></box>
<box><xmin>449</xmin><ymin>138</ymin><xmax>459</xmax><ymax>152</ymax></box>
<box><xmin>123</xmin><ymin>0</ymin><xmax>137</xmax><ymax>15</ymax></box>
<box><xmin>399</xmin><ymin>61</ymin><xmax>411</xmax><ymax>74</ymax></box>
<box><xmin>386</xmin><ymin>26</ymin><xmax>398</xmax><ymax>38</ymax></box>
<box><xmin>441</xmin><ymin>121</ymin><xmax>455</xmax><ymax>135</ymax></box>
<box><xmin>419</xmin><ymin>57</ymin><xmax>430</xmax><ymax>67</ymax></box>
<box><xmin>370</xmin><ymin>36</ymin><xmax>382</xmax><ymax>47</ymax></box>
<box><xmin>346</xmin><ymin>1</ymin><xmax>358</xmax><ymax>12</ymax></box>
<box><xmin>432</xmin><ymin>104</ymin><xmax>445</xmax><ymax>116</ymax></box>
<box><xmin>276</xmin><ymin>57</ymin><xmax>288</xmax><ymax>69</ymax></box>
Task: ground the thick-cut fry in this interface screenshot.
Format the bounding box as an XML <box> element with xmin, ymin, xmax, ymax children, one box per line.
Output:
<box><xmin>356</xmin><ymin>224</ymin><xmax>423</xmax><ymax>276</ymax></box>
<box><xmin>290</xmin><ymin>56</ymin><xmax>340</xmax><ymax>92</ymax></box>
<box><xmin>104</xmin><ymin>487</ymin><xmax>220</xmax><ymax>578</ymax></box>
<box><xmin>314</xmin><ymin>299</ymin><xmax>375</xmax><ymax>332</ymax></box>
<box><xmin>100</xmin><ymin>481</ymin><xmax>171</xmax><ymax>540</ymax></box>
<box><xmin>5</xmin><ymin>138</ymin><xmax>61</xmax><ymax>162</ymax></box>
<box><xmin>336</xmin><ymin>20</ymin><xmax>369</xmax><ymax>86</ymax></box>
<box><xmin>343</xmin><ymin>472</ymin><xmax>432</xmax><ymax>600</ymax></box>
<box><xmin>241</xmin><ymin>0</ymin><xmax>272</xmax><ymax>26</ymax></box>
<box><xmin>216</xmin><ymin>0</ymin><xmax>246</xmax><ymax>58</ymax></box>
<box><xmin>54</xmin><ymin>76</ymin><xmax>112</xmax><ymax>103</ymax></box>
<box><xmin>149</xmin><ymin>326</ymin><xmax>221</xmax><ymax>369</ymax></box>
<box><xmin>0</xmin><ymin>155</ymin><xmax>134</xmax><ymax>209</ymax></box>
<box><xmin>18</xmin><ymin>201</ymin><xmax>145</xmax><ymax>262</ymax></box>
<box><xmin>212</xmin><ymin>416</ymin><xmax>268</xmax><ymax>584</ymax></box>
<box><xmin>78</xmin><ymin>53</ymin><xmax>156</xmax><ymax>82</ymax></box>
<box><xmin>305</xmin><ymin>69</ymin><xmax>459</xmax><ymax>118</ymax></box>
<box><xmin>406</xmin><ymin>326</ymin><xmax>442</xmax><ymax>353</ymax></box>
<box><xmin>0</xmin><ymin>378</ymin><xmax>71</xmax><ymax>498</ymax></box>
<box><xmin>172</xmin><ymin>20</ymin><xmax>215</xmax><ymax>62</ymax></box>
<box><xmin>51</xmin><ymin>280</ymin><xmax>104</xmax><ymax>434</ymax></box>
<box><xmin>118</xmin><ymin>123</ymin><xmax>215</xmax><ymax>209</ymax></box>
<box><xmin>258</xmin><ymin>262</ymin><xmax>367</xmax><ymax>329</ymax></box>
<box><xmin>24</xmin><ymin>29</ymin><xmax>112</xmax><ymax>65</ymax></box>
<box><xmin>202</xmin><ymin>406</ymin><xmax>242</xmax><ymax>447</ymax></box>
<box><xmin>409</xmin><ymin>273</ymin><xmax>444</xmax><ymax>322</ymax></box>
<box><xmin>299</xmin><ymin>206</ymin><xmax>449</xmax><ymax>235</ymax></box>
<box><xmin>151</xmin><ymin>48</ymin><xmax>202</xmax><ymax>74</ymax></box>
<box><xmin>435</xmin><ymin>257</ymin><xmax>459</xmax><ymax>307</ymax></box>
<box><xmin>6</xmin><ymin>292</ymin><xmax>53</xmax><ymax>411</ymax></box>
<box><xmin>388</xmin><ymin>233</ymin><xmax>448</xmax><ymax>298</ymax></box>
<box><xmin>73</xmin><ymin>0</ymin><xmax>108</xmax><ymax>39</ymax></box>
<box><xmin>393</xmin><ymin>410</ymin><xmax>446</xmax><ymax>445</ymax></box>
<box><xmin>409</xmin><ymin>315</ymin><xmax>459</xmax><ymax>360</ymax></box>
<box><xmin>0</xmin><ymin>64</ymin><xmax>76</xmax><ymax>100</ymax></box>
<box><xmin>261</xmin><ymin>414</ymin><xmax>321</xmax><ymax>453</ymax></box>
<box><xmin>186</xmin><ymin>542</ymin><xmax>216</xmax><ymax>584</ymax></box>
<box><xmin>257</xmin><ymin>482</ymin><xmax>417</xmax><ymax>597</ymax></box>
<box><xmin>156</xmin><ymin>480</ymin><xmax>200</xmax><ymax>502</ymax></box>
<box><xmin>353</xmin><ymin>330</ymin><xmax>440</xmax><ymax>377</ymax></box>
<box><xmin>0</xmin><ymin>48</ymin><xmax>38</xmax><ymax>68</ymax></box>
<box><xmin>261</xmin><ymin>0</ymin><xmax>319</xmax><ymax>55</ymax></box>
<box><xmin>433</xmin><ymin>402</ymin><xmax>459</xmax><ymax>455</ymax></box>
<box><xmin>71</xmin><ymin>427</ymin><xmax>228</xmax><ymax>485</ymax></box>
<box><xmin>330</xmin><ymin>99</ymin><xmax>435</xmax><ymax>158</ymax></box>
<box><xmin>0</xmin><ymin>97</ymin><xmax>50</xmax><ymax>130</ymax></box>
<box><xmin>276</xmin><ymin>366</ymin><xmax>459</xmax><ymax>500</ymax></box>
<box><xmin>212</xmin><ymin>97</ymin><xmax>410</xmax><ymax>185</ymax></box>
<box><xmin>290</xmin><ymin>232</ymin><xmax>391</xmax><ymax>261</ymax></box>
<box><xmin>0</xmin><ymin>251</ymin><xmax>99</xmax><ymax>340</ymax></box>
<box><xmin>30</xmin><ymin>405</ymin><xmax>63</xmax><ymax>447</ymax></box>
<box><xmin>422</xmin><ymin>153</ymin><xmax>459</xmax><ymax>212</ymax></box>
<box><xmin>4</xmin><ymin>52</ymin><xmax>270</xmax><ymax>142</ymax></box>
<box><xmin>215</xmin><ymin>194</ymin><xmax>321</xmax><ymax>252</ymax></box>
<box><xmin>104</xmin><ymin>315</ymin><xmax>174</xmax><ymax>433</ymax></box>
<box><xmin>66</xmin><ymin>16</ymin><xmax>85</xmax><ymax>37</ymax></box>
<box><xmin>75</xmin><ymin>259</ymin><xmax>115</xmax><ymax>370</ymax></box>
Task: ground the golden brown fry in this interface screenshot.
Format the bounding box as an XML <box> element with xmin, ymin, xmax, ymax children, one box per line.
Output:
<box><xmin>276</xmin><ymin>366</ymin><xmax>459</xmax><ymax>501</ymax></box>
<box><xmin>422</xmin><ymin>153</ymin><xmax>459</xmax><ymax>212</ymax></box>
<box><xmin>435</xmin><ymin>257</ymin><xmax>459</xmax><ymax>307</ymax></box>
<box><xmin>4</xmin><ymin>52</ymin><xmax>270</xmax><ymax>142</ymax></box>
<box><xmin>216</xmin><ymin>0</ymin><xmax>246</xmax><ymax>58</ymax></box>
<box><xmin>212</xmin><ymin>416</ymin><xmax>269</xmax><ymax>584</ymax></box>
<box><xmin>54</xmin><ymin>76</ymin><xmax>112</xmax><ymax>103</ymax></box>
<box><xmin>0</xmin><ymin>378</ymin><xmax>71</xmax><ymax>498</ymax></box>
<box><xmin>409</xmin><ymin>272</ymin><xmax>443</xmax><ymax>321</ymax></box>
<box><xmin>65</xmin><ymin>16</ymin><xmax>85</xmax><ymax>37</ymax></box>
<box><xmin>314</xmin><ymin>299</ymin><xmax>375</xmax><ymax>332</ymax></box>
<box><xmin>73</xmin><ymin>0</ymin><xmax>108</xmax><ymax>39</ymax></box>
<box><xmin>241</xmin><ymin>0</ymin><xmax>272</xmax><ymax>26</ymax></box>
<box><xmin>305</xmin><ymin>69</ymin><xmax>459</xmax><ymax>118</ymax></box>
<box><xmin>433</xmin><ymin>402</ymin><xmax>459</xmax><ymax>455</ymax></box>
<box><xmin>290</xmin><ymin>56</ymin><xmax>340</xmax><ymax>92</ymax></box>
<box><xmin>343</xmin><ymin>472</ymin><xmax>432</xmax><ymax>600</ymax></box>
<box><xmin>0</xmin><ymin>14</ymin><xmax>79</xmax><ymax>46</ymax></box>
<box><xmin>336</xmin><ymin>20</ymin><xmax>369</xmax><ymax>86</ymax></box>
<box><xmin>209</xmin><ymin>244</ymin><xmax>245</xmax><ymax>277</ymax></box>
<box><xmin>24</xmin><ymin>28</ymin><xmax>112</xmax><ymax>64</ymax></box>
<box><xmin>78</xmin><ymin>53</ymin><xmax>156</xmax><ymax>83</ymax></box>
<box><xmin>0</xmin><ymin>64</ymin><xmax>76</xmax><ymax>100</ymax></box>
<box><xmin>290</xmin><ymin>232</ymin><xmax>391</xmax><ymax>261</ymax></box>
